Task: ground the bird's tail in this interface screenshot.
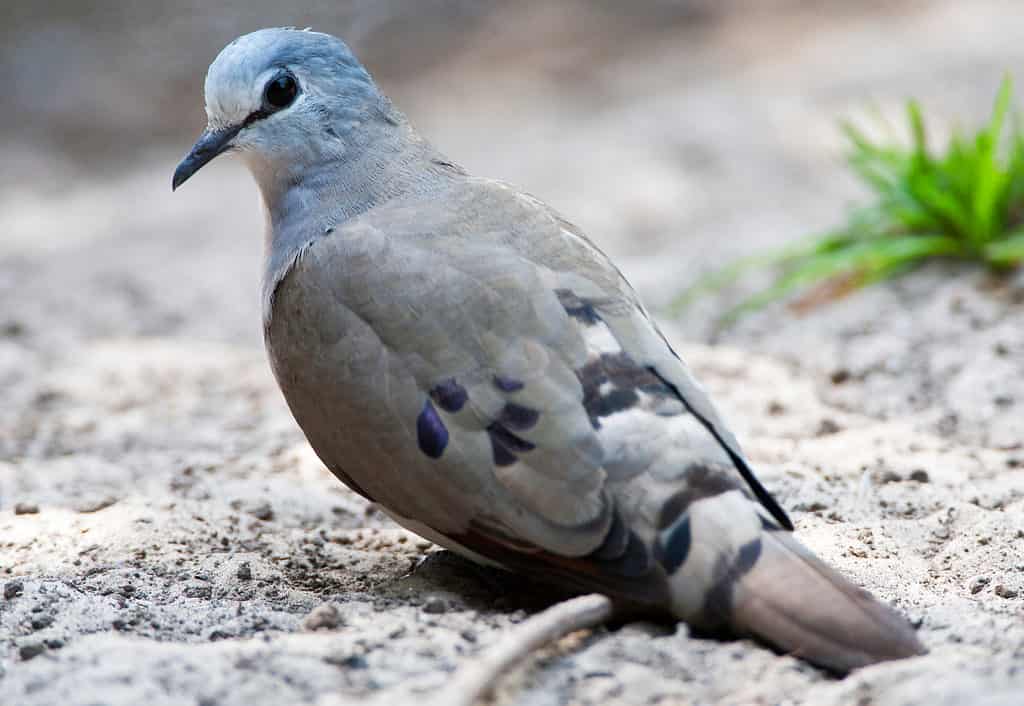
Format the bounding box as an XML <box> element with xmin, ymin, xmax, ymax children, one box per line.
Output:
<box><xmin>658</xmin><ymin>486</ymin><xmax>925</xmax><ymax>673</ymax></box>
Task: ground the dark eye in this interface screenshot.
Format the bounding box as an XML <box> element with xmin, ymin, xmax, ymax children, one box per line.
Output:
<box><xmin>263</xmin><ymin>73</ymin><xmax>298</xmax><ymax>111</ymax></box>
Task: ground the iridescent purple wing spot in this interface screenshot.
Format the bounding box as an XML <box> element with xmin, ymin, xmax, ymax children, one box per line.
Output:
<box><xmin>416</xmin><ymin>399</ymin><xmax>449</xmax><ymax>459</ymax></box>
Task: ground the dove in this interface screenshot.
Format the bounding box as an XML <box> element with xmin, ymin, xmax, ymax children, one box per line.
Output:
<box><xmin>172</xmin><ymin>28</ymin><xmax>925</xmax><ymax>673</ymax></box>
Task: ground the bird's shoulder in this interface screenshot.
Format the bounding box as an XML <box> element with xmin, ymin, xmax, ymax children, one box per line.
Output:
<box><xmin>313</xmin><ymin>175</ymin><xmax>629</xmax><ymax>294</ymax></box>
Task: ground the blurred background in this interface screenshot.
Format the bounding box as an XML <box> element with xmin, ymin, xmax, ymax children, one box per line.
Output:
<box><xmin>3</xmin><ymin>0</ymin><xmax>1019</xmax><ymax>347</ymax></box>
<box><xmin>5</xmin><ymin>0</ymin><xmax>1024</xmax><ymax>457</ymax></box>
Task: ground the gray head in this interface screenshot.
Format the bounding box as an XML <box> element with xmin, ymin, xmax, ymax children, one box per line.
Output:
<box><xmin>172</xmin><ymin>28</ymin><xmax>394</xmax><ymax>193</ymax></box>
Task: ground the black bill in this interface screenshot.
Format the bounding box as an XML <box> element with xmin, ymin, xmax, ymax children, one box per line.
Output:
<box><xmin>171</xmin><ymin>124</ymin><xmax>242</xmax><ymax>191</ymax></box>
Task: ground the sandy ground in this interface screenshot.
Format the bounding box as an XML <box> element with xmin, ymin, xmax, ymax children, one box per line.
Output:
<box><xmin>2</xmin><ymin>1</ymin><xmax>1023</xmax><ymax>704</ymax></box>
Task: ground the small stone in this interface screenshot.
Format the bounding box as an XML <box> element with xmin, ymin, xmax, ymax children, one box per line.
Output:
<box><xmin>304</xmin><ymin>603</ymin><xmax>341</xmax><ymax>631</ymax></box>
<box><xmin>460</xmin><ymin>629</ymin><xmax>477</xmax><ymax>643</ymax></box>
<box><xmin>421</xmin><ymin>595</ymin><xmax>448</xmax><ymax>614</ymax></box>
<box><xmin>19</xmin><ymin>643</ymin><xmax>45</xmax><ymax>661</ymax></box>
<box><xmin>184</xmin><ymin>585</ymin><xmax>212</xmax><ymax>599</ymax></box>
<box><xmin>936</xmin><ymin>413</ymin><xmax>959</xmax><ymax>436</ymax></box>
<box><xmin>4</xmin><ymin>580</ymin><xmax>24</xmax><ymax>600</ymax></box>
<box><xmin>14</xmin><ymin>502</ymin><xmax>39</xmax><ymax>515</ymax></box>
<box><xmin>908</xmin><ymin>469</ymin><xmax>930</xmax><ymax>483</ymax></box>
<box><xmin>324</xmin><ymin>653</ymin><xmax>367</xmax><ymax>669</ymax></box>
<box><xmin>879</xmin><ymin>470</ymin><xmax>901</xmax><ymax>484</ymax></box>
<box><xmin>994</xmin><ymin>584</ymin><xmax>1019</xmax><ymax>599</ymax></box>
<box><xmin>236</xmin><ymin>562</ymin><xmax>253</xmax><ymax>581</ymax></box>
<box><xmin>816</xmin><ymin>418</ymin><xmax>842</xmax><ymax>436</ymax></box>
<box><xmin>30</xmin><ymin>614</ymin><xmax>53</xmax><ymax>630</ymax></box>
<box><xmin>766</xmin><ymin>401</ymin><xmax>786</xmax><ymax>416</ymax></box>
<box><xmin>1</xmin><ymin>320</ymin><xmax>25</xmax><ymax>337</ymax></box>
<box><xmin>247</xmin><ymin>502</ymin><xmax>275</xmax><ymax>522</ymax></box>
<box><xmin>76</xmin><ymin>496</ymin><xmax>117</xmax><ymax>513</ymax></box>
<box><xmin>829</xmin><ymin>369</ymin><xmax>851</xmax><ymax>385</ymax></box>
<box><xmin>970</xmin><ymin>577</ymin><xmax>990</xmax><ymax>595</ymax></box>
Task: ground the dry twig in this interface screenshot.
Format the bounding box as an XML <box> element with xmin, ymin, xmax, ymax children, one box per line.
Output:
<box><xmin>428</xmin><ymin>593</ymin><xmax>613</xmax><ymax>706</ymax></box>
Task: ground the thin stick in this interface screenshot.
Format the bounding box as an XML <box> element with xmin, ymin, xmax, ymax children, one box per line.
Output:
<box><xmin>430</xmin><ymin>594</ymin><xmax>613</xmax><ymax>706</ymax></box>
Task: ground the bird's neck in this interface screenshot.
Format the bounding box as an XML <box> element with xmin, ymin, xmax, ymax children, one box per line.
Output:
<box><xmin>254</xmin><ymin>114</ymin><xmax>440</xmax><ymax>223</ymax></box>
<box><xmin>253</xmin><ymin>112</ymin><xmax>461</xmax><ymax>327</ymax></box>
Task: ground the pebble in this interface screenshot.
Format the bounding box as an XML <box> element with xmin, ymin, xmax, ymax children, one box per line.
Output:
<box><xmin>829</xmin><ymin>368</ymin><xmax>851</xmax><ymax>385</ymax></box>
<box><xmin>304</xmin><ymin>603</ymin><xmax>342</xmax><ymax>631</ymax></box>
<box><xmin>76</xmin><ymin>496</ymin><xmax>117</xmax><ymax>513</ymax></box>
<box><xmin>4</xmin><ymin>580</ymin><xmax>24</xmax><ymax>600</ymax></box>
<box><xmin>421</xmin><ymin>595</ymin><xmax>448</xmax><ymax>614</ymax></box>
<box><xmin>236</xmin><ymin>562</ymin><xmax>253</xmax><ymax>581</ymax></box>
<box><xmin>816</xmin><ymin>418</ymin><xmax>842</xmax><ymax>436</ymax></box>
<box><xmin>247</xmin><ymin>502</ymin><xmax>275</xmax><ymax>522</ymax></box>
<box><xmin>30</xmin><ymin>614</ymin><xmax>53</xmax><ymax>630</ymax></box>
<box><xmin>14</xmin><ymin>502</ymin><xmax>39</xmax><ymax>515</ymax></box>
<box><xmin>1</xmin><ymin>320</ymin><xmax>25</xmax><ymax>337</ymax></box>
<box><xmin>994</xmin><ymin>584</ymin><xmax>1019</xmax><ymax>599</ymax></box>
<box><xmin>324</xmin><ymin>653</ymin><xmax>367</xmax><ymax>669</ymax></box>
<box><xmin>19</xmin><ymin>643</ymin><xmax>45</xmax><ymax>661</ymax></box>
<box><xmin>184</xmin><ymin>585</ymin><xmax>212</xmax><ymax>599</ymax></box>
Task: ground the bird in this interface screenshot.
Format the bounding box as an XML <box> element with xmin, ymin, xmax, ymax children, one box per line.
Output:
<box><xmin>173</xmin><ymin>27</ymin><xmax>925</xmax><ymax>673</ymax></box>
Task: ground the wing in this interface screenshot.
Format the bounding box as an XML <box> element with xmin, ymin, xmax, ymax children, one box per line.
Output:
<box><xmin>529</xmin><ymin>209</ymin><xmax>793</xmax><ymax>532</ymax></box>
<box><xmin>285</xmin><ymin>180</ymin><xmax>791</xmax><ymax>607</ymax></box>
<box><xmin>271</xmin><ymin>180</ymin><xmax>926</xmax><ymax>666</ymax></box>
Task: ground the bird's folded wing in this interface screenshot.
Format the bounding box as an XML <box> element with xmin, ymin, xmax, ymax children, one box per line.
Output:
<box><xmin>301</xmin><ymin>182</ymin><xmax>790</xmax><ymax>582</ymax></box>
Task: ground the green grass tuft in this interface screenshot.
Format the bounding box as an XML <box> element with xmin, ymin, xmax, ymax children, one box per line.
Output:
<box><xmin>672</xmin><ymin>77</ymin><xmax>1024</xmax><ymax>324</ymax></box>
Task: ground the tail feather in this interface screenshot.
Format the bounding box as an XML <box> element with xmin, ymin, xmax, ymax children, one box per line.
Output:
<box><xmin>728</xmin><ymin>530</ymin><xmax>925</xmax><ymax>673</ymax></box>
<box><xmin>660</xmin><ymin>488</ymin><xmax>925</xmax><ymax>673</ymax></box>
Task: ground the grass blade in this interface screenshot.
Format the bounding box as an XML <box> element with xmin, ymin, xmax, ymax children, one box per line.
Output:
<box><xmin>984</xmin><ymin>230</ymin><xmax>1024</xmax><ymax>266</ymax></box>
<box><xmin>674</xmin><ymin>79</ymin><xmax>1024</xmax><ymax>325</ymax></box>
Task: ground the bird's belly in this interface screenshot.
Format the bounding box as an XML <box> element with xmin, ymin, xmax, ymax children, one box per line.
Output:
<box><xmin>265</xmin><ymin>285</ymin><xmax>480</xmax><ymax>534</ymax></box>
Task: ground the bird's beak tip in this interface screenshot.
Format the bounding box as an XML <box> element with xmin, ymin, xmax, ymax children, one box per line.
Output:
<box><xmin>172</xmin><ymin>125</ymin><xmax>241</xmax><ymax>193</ymax></box>
<box><xmin>171</xmin><ymin>160</ymin><xmax>192</xmax><ymax>191</ymax></box>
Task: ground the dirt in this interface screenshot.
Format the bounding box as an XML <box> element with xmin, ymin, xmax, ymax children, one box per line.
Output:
<box><xmin>2</xmin><ymin>1</ymin><xmax>1022</xmax><ymax>705</ymax></box>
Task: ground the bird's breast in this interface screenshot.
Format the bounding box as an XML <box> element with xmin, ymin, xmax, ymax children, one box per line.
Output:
<box><xmin>264</xmin><ymin>261</ymin><xmax>476</xmax><ymax>532</ymax></box>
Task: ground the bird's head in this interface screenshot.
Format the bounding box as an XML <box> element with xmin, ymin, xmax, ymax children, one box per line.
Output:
<box><xmin>172</xmin><ymin>28</ymin><xmax>387</xmax><ymax>192</ymax></box>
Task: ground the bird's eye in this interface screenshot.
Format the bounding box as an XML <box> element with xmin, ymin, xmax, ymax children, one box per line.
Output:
<box><xmin>263</xmin><ymin>73</ymin><xmax>299</xmax><ymax>111</ymax></box>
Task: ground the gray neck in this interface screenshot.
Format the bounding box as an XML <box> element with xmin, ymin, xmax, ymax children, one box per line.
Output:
<box><xmin>253</xmin><ymin>111</ymin><xmax>460</xmax><ymax>324</ymax></box>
